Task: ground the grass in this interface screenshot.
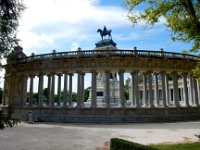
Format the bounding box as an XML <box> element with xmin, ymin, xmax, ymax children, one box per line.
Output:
<box><xmin>150</xmin><ymin>142</ymin><xmax>200</xmax><ymax>150</ymax></box>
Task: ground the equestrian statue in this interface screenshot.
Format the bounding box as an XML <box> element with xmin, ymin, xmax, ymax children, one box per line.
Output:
<box><xmin>97</xmin><ymin>26</ymin><xmax>112</xmax><ymax>40</ymax></box>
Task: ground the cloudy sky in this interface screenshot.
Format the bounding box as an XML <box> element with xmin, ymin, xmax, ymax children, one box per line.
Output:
<box><xmin>1</xmin><ymin>0</ymin><xmax>193</xmax><ymax>92</ymax></box>
<box><xmin>18</xmin><ymin>0</ymin><xmax>192</xmax><ymax>55</ymax></box>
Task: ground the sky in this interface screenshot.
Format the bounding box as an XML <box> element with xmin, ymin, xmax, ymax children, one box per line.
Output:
<box><xmin>17</xmin><ymin>0</ymin><xmax>192</xmax><ymax>55</ymax></box>
<box><xmin>1</xmin><ymin>0</ymin><xmax>194</xmax><ymax>92</ymax></box>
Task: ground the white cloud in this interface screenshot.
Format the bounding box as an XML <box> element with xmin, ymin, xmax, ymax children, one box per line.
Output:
<box><xmin>17</xmin><ymin>0</ymin><xmax>131</xmax><ymax>53</ymax></box>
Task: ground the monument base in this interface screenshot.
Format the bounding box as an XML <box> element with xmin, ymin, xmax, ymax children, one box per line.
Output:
<box><xmin>95</xmin><ymin>39</ymin><xmax>117</xmax><ymax>48</ymax></box>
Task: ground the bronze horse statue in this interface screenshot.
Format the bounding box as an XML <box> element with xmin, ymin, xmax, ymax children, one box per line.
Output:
<box><xmin>97</xmin><ymin>26</ymin><xmax>112</xmax><ymax>40</ymax></box>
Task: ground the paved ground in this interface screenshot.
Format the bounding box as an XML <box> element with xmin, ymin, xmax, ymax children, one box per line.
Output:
<box><xmin>0</xmin><ymin>121</ymin><xmax>200</xmax><ymax>150</ymax></box>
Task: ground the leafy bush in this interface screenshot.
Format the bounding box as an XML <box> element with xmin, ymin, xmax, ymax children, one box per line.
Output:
<box><xmin>110</xmin><ymin>138</ymin><xmax>158</xmax><ymax>150</ymax></box>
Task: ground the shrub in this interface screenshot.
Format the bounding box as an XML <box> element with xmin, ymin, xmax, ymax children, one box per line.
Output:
<box><xmin>110</xmin><ymin>138</ymin><xmax>158</xmax><ymax>150</ymax></box>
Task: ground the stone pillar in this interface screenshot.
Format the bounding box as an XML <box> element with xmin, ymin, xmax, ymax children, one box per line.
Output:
<box><xmin>131</xmin><ymin>71</ymin><xmax>139</xmax><ymax>107</ymax></box>
<box><xmin>193</xmin><ymin>78</ymin><xmax>199</xmax><ymax>107</ymax></box>
<box><xmin>29</xmin><ymin>75</ymin><xmax>34</xmax><ymax>106</ymax></box>
<box><xmin>182</xmin><ymin>73</ymin><xmax>189</xmax><ymax>107</ymax></box>
<box><xmin>197</xmin><ymin>81</ymin><xmax>200</xmax><ymax>106</ymax></box>
<box><xmin>81</xmin><ymin>73</ymin><xmax>85</xmax><ymax>107</ymax></box>
<box><xmin>68</xmin><ymin>73</ymin><xmax>73</xmax><ymax>107</ymax></box>
<box><xmin>51</xmin><ymin>74</ymin><xmax>55</xmax><ymax>107</ymax></box>
<box><xmin>172</xmin><ymin>73</ymin><xmax>179</xmax><ymax>107</ymax></box>
<box><xmin>63</xmin><ymin>73</ymin><xmax>68</xmax><ymax>107</ymax></box>
<box><xmin>143</xmin><ymin>72</ymin><xmax>148</xmax><ymax>107</ymax></box>
<box><xmin>165</xmin><ymin>74</ymin><xmax>170</xmax><ymax>106</ymax></box>
<box><xmin>161</xmin><ymin>72</ymin><xmax>167</xmax><ymax>107</ymax></box>
<box><xmin>20</xmin><ymin>77</ymin><xmax>25</xmax><ymax>106</ymax></box>
<box><xmin>119</xmin><ymin>71</ymin><xmax>125</xmax><ymax>108</ymax></box>
<box><xmin>38</xmin><ymin>74</ymin><xmax>44</xmax><ymax>107</ymax></box>
<box><xmin>147</xmin><ymin>72</ymin><xmax>154</xmax><ymax>108</ymax></box>
<box><xmin>47</xmin><ymin>74</ymin><xmax>51</xmax><ymax>106</ymax></box>
<box><xmin>105</xmin><ymin>70</ymin><xmax>110</xmax><ymax>108</ymax></box>
<box><xmin>130</xmin><ymin>72</ymin><xmax>135</xmax><ymax>107</ymax></box>
<box><xmin>2</xmin><ymin>76</ymin><xmax>8</xmax><ymax>105</ymax></box>
<box><xmin>189</xmin><ymin>75</ymin><xmax>194</xmax><ymax>105</ymax></box>
<box><xmin>57</xmin><ymin>74</ymin><xmax>62</xmax><ymax>106</ymax></box>
<box><xmin>91</xmin><ymin>71</ymin><xmax>97</xmax><ymax>108</ymax></box>
<box><xmin>23</xmin><ymin>76</ymin><xmax>28</xmax><ymax>106</ymax></box>
<box><xmin>154</xmin><ymin>73</ymin><xmax>159</xmax><ymax>107</ymax></box>
<box><xmin>77</xmin><ymin>72</ymin><xmax>81</xmax><ymax>108</ymax></box>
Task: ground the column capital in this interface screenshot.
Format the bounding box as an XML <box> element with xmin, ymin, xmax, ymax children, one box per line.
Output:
<box><xmin>131</xmin><ymin>70</ymin><xmax>139</xmax><ymax>74</ymax></box>
<box><xmin>63</xmin><ymin>71</ymin><xmax>68</xmax><ymax>74</ymax></box>
<box><xmin>68</xmin><ymin>73</ymin><xmax>74</xmax><ymax>76</ymax></box>
<box><xmin>142</xmin><ymin>71</ymin><xmax>147</xmax><ymax>75</ymax></box>
<box><xmin>29</xmin><ymin>74</ymin><xmax>35</xmax><ymax>78</ymax></box>
<box><xmin>181</xmin><ymin>72</ymin><xmax>188</xmax><ymax>76</ymax></box>
<box><xmin>159</xmin><ymin>71</ymin><xmax>166</xmax><ymax>75</ymax></box>
<box><xmin>171</xmin><ymin>71</ymin><xmax>178</xmax><ymax>75</ymax></box>
<box><xmin>146</xmin><ymin>70</ymin><xmax>153</xmax><ymax>73</ymax></box>
<box><xmin>57</xmin><ymin>73</ymin><xmax>62</xmax><ymax>76</ymax></box>
<box><xmin>105</xmin><ymin>70</ymin><xmax>110</xmax><ymax>74</ymax></box>
<box><xmin>153</xmin><ymin>72</ymin><xmax>159</xmax><ymax>75</ymax></box>
<box><xmin>50</xmin><ymin>72</ymin><xmax>56</xmax><ymax>75</ymax></box>
<box><xmin>118</xmin><ymin>69</ymin><xmax>125</xmax><ymax>73</ymax></box>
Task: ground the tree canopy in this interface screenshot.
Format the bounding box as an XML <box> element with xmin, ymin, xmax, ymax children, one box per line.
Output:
<box><xmin>0</xmin><ymin>0</ymin><xmax>25</xmax><ymax>65</ymax></box>
<box><xmin>125</xmin><ymin>0</ymin><xmax>200</xmax><ymax>53</ymax></box>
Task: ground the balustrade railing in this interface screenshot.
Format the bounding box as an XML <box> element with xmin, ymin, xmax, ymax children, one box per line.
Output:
<box><xmin>13</xmin><ymin>49</ymin><xmax>199</xmax><ymax>63</ymax></box>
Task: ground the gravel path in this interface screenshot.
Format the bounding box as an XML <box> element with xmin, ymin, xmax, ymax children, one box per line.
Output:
<box><xmin>0</xmin><ymin>121</ymin><xmax>200</xmax><ymax>150</ymax></box>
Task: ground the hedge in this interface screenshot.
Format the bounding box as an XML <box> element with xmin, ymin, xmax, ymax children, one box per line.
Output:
<box><xmin>110</xmin><ymin>138</ymin><xmax>158</xmax><ymax>150</ymax></box>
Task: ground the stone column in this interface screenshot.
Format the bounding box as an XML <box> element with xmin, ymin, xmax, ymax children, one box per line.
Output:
<box><xmin>77</xmin><ymin>72</ymin><xmax>81</xmax><ymax>108</ymax></box>
<box><xmin>143</xmin><ymin>72</ymin><xmax>148</xmax><ymax>107</ymax></box>
<box><xmin>172</xmin><ymin>73</ymin><xmax>179</xmax><ymax>107</ymax></box>
<box><xmin>81</xmin><ymin>73</ymin><xmax>85</xmax><ymax>107</ymax></box>
<box><xmin>147</xmin><ymin>72</ymin><xmax>154</xmax><ymax>108</ymax></box>
<box><xmin>38</xmin><ymin>74</ymin><xmax>44</xmax><ymax>107</ymax></box>
<box><xmin>193</xmin><ymin>78</ymin><xmax>199</xmax><ymax>107</ymax></box>
<box><xmin>154</xmin><ymin>73</ymin><xmax>159</xmax><ymax>107</ymax></box>
<box><xmin>63</xmin><ymin>73</ymin><xmax>68</xmax><ymax>107</ymax></box>
<box><xmin>161</xmin><ymin>72</ymin><xmax>167</xmax><ymax>107</ymax></box>
<box><xmin>182</xmin><ymin>73</ymin><xmax>189</xmax><ymax>107</ymax></box>
<box><xmin>197</xmin><ymin>81</ymin><xmax>200</xmax><ymax>106</ymax></box>
<box><xmin>23</xmin><ymin>76</ymin><xmax>28</xmax><ymax>106</ymax></box>
<box><xmin>29</xmin><ymin>75</ymin><xmax>34</xmax><ymax>106</ymax></box>
<box><xmin>51</xmin><ymin>74</ymin><xmax>55</xmax><ymax>107</ymax></box>
<box><xmin>135</xmin><ymin>72</ymin><xmax>140</xmax><ymax>107</ymax></box>
<box><xmin>165</xmin><ymin>74</ymin><xmax>170</xmax><ymax>106</ymax></box>
<box><xmin>91</xmin><ymin>71</ymin><xmax>97</xmax><ymax>108</ymax></box>
<box><xmin>105</xmin><ymin>70</ymin><xmax>110</xmax><ymax>108</ymax></box>
<box><xmin>68</xmin><ymin>73</ymin><xmax>73</xmax><ymax>107</ymax></box>
<box><xmin>57</xmin><ymin>74</ymin><xmax>62</xmax><ymax>106</ymax></box>
<box><xmin>20</xmin><ymin>77</ymin><xmax>25</xmax><ymax>106</ymax></box>
<box><xmin>47</xmin><ymin>74</ymin><xmax>51</xmax><ymax>106</ymax></box>
<box><xmin>130</xmin><ymin>72</ymin><xmax>135</xmax><ymax>107</ymax></box>
<box><xmin>189</xmin><ymin>75</ymin><xmax>194</xmax><ymax>105</ymax></box>
<box><xmin>119</xmin><ymin>71</ymin><xmax>125</xmax><ymax>108</ymax></box>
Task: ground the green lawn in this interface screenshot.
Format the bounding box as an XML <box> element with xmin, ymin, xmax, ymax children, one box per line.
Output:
<box><xmin>150</xmin><ymin>142</ymin><xmax>200</xmax><ymax>150</ymax></box>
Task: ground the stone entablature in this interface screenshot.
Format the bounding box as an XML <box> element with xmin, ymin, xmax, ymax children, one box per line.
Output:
<box><xmin>4</xmin><ymin>50</ymin><xmax>198</xmax><ymax>76</ymax></box>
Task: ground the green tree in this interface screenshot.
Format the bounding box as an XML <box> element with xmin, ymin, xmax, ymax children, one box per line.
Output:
<box><xmin>0</xmin><ymin>0</ymin><xmax>25</xmax><ymax>65</ymax></box>
<box><xmin>125</xmin><ymin>0</ymin><xmax>200</xmax><ymax>79</ymax></box>
<box><xmin>125</xmin><ymin>0</ymin><xmax>200</xmax><ymax>52</ymax></box>
<box><xmin>84</xmin><ymin>88</ymin><xmax>90</xmax><ymax>102</ymax></box>
<box><xmin>124</xmin><ymin>78</ymin><xmax>130</xmax><ymax>100</ymax></box>
<box><xmin>72</xmin><ymin>92</ymin><xmax>77</xmax><ymax>102</ymax></box>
